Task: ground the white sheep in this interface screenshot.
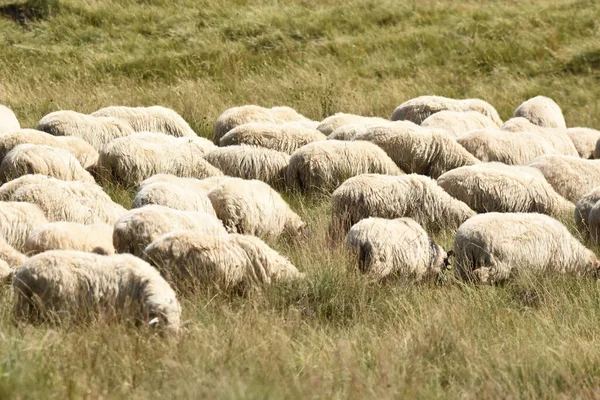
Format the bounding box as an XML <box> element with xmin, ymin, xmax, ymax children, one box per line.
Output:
<box><xmin>568</xmin><ymin>127</ymin><xmax>600</xmax><ymax>159</ymax></box>
<box><xmin>331</xmin><ymin>173</ymin><xmax>475</xmax><ymax>236</ymax></box>
<box><xmin>208</xmin><ymin>178</ymin><xmax>306</xmax><ymax>240</ymax></box>
<box><xmin>12</xmin><ymin>250</ymin><xmax>181</xmax><ymax>334</ymax></box>
<box><xmin>0</xmin><ymin>202</ymin><xmax>48</xmax><ymax>252</ymax></box>
<box><xmin>36</xmin><ymin>110</ymin><xmax>135</xmax><ymax>150</ymax></box>
<box><xmin>0</xmin><ymin>236</ymin><xmax>27</xmax><ymax>269</ymax></box>
<box><xmin>437</xmin><ymin>163</ymin><xmax>574</xmax><ymax>219</ymax></box>
<box><xmin>203</xmin><ymin>145</ymin><xmax>290</xmax><ymax>189</ymax></box>
<box><xmin>0</xmin><ymin>129</ymin><xmax>98</xmax><ymax>169</ymax></box>
<box><xmin>113</xmin><ymin>205</ymin><xmax>227</xmax><ymax>256</ymax></box>
<box><xmin>352</xmin><ymin>122</ymin><xmax>479</xmax><ymax>178</ymax></box>
<box><xmin>316</xmin><ymin>113</ymin><xmax>389</xmax><ymax>136</ymax></box>
<box><xmin>143</xmin><ymin>230</ymin><xmax>303</xmax><ymax>293</ymax></box>
<box><xmin>453</xmin><ymin>213</ymin><xmax>598</xmax><ymax>283</ymax></box>
<box><xmin>97</xmin><ymin>132</ymin><xmax>220</xmax><ymax>187</ymax></box>
<box><xmin>219</xmin><ymin>122</ymin><xmax>326</xmax><ymax>154</ymax></box>
<box><xmin>0</xmin><ymin>105</ymin><xmax>20</xmax><ymax>134</ymax></box>
<box><xmin>501</xmin><ymin>117</ymin><xmax>578</xmax><ymax>156</ymax></box>
<box><xmin>346</xmin><ymin>217</ymin><xmax>450</xmax><ymax>281</ymax></box>
<box><xmin>213</xmin><ymin>105</ymin><xmax>285</xmax><ymax>145</ymax></box>
<box><xmin>575</xmin><ymin>186</ymin><xmax>600</xmax><ymax>238</ymax></box>
<box><xmin>0</xmin><ymin>144</ymin><xmax>95</xmax><ymax>184</ymax></box>
<box><xmin>327</xmin><ymin>122</ymin><xmax>392</xmax><ymax>141</ymax></box>
<box><xmin>420</xmin><ymin>110</ymin><xmax>499</xmax><ymax>136</ymax></box>
<box><xmin>286</xmin><ymin>140</ymin><xmax>403</xmax><ymax>193</ymax></box>
<box><xmin>92</xmin><ymin>105</ymin><xmax>196</xmax><ymax>137</ymax></box>
<box><xmin>132</xmin><ymin>180</ymin><xmax>215</xmax><ymax>215</ymax></box>
<box><xmin>24</xmin><ymin>222</ymin><xmax>115</xmax><ymax>255</ymax></box>
<box><xmin>456</xmin><ymin>128</ymin><xmax>557</xmax><ymax>165</ymax></box>
<box><xmin>513</xmin><ymin>95</ymin><xmax>566</xmax><ymax>129</ymax></box>
<box><xmin>391</xmin><ymin>96</ymin><xmax>502</xmax><ymax>125</ymax></box>
<box><xmin>526</xmin><ymin>155</ymin><xmax>600</xmax><ymax>203</ymax></box>
<box><xmin>269</xmin><ymin>106</ymin><xmax>312</xmax><ymax>123</ymax></box>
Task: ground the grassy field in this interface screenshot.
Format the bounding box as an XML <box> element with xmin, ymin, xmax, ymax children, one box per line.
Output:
<box><xmin>1</xmin><ymin>0</ymin><xmax>600</xmax><ymax>398</ymax></box>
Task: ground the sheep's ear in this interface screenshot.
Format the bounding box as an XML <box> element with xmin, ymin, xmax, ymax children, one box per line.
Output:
<box><xmin>447</xmin><ymin>250</ymin><xmax>455</xmax><ymax>258</ymax></box>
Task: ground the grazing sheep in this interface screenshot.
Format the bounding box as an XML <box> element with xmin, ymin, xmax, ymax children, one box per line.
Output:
<box><xmin>208</xmin><ymin>178</ymin><xmax>306</xmax><ymax>239</ymax></box>
<box><xmin>453</xmin><ymin>213</ymin><xmax>598</xmax><ymax>283</ymax></box>
<box><xmin>391</xmin><ymin>96</ymin><xmax>502</xmax><ymax>126</ymax></box>
<box><xmin>143</xmin><ymin>230</ymin><xmax>303</xmax><ymax>293</ymax></box>
<box><xmin>502</xmin><ymin>117</ymin><xmax>578</xmax><ymax>156</ymax></box>
<box><xmin>420</xmin><ymin>110</ymin><xmax>499</xmax><ymax>136</ymax></box>
<box><xmin>24</xmin><ymin>222</ymin><xmax>115</xmax><ymax>255</ymax></box>
<box><xmin>0</xmin><ymin>144</ymin><xmax>95</xmax><ymax>184</ymax></box>
<box><xmin>514</xmin><ymin>95</ymin><xmax>566</xmax><ymax>129</ymax></box>
<box><xmin>0</xmin><ymin>202</ymin><xmax>48</xmax><ymax>251</ymax></box>
<box><xmin>437</xmin><ymin>163</ymin><xmax>574</xmax><ymax>219</ymax></box>
<box><xmin>92</xmin><ymin>105</ymin><xmax>196</xmax><ymax>137</ymax></box>
<box><xmin>133</xmin><ymin>181</ymin><xmax>215</xmax><ymax>215</ymax></box>
<box><xmin>526</xmin><ymin>155</ymin><xmax>600</xmax><ymax>203</ymax></box>
<box><xmin>568</xmin><ymin>127</ymin><xmax>600</xmax><ymax>159</ymax></box>
<box><xmin>12</xmin><ymin>250</ymin><xmax>181</xmax><ymax>333</ymax></box>
<box><xmin>331</xmin><ymin>174</ymin><xmax>475</xmax><ymax>235</ymax></box>
<box><xmin>204</xmin><ymin>145</ymin><xmax>290</xmax><ymax>189</ymax></box>
<box><xmin>456</xmin><ymin>128</ymin><xmax>557</xmax><ymax>165</ymax></box>
<box><xmin>36</xmin><ymin>110</ymin><xmax>135</xmax><ymax>150</ymax></box>
<box><xmin>97</xmin><ymin>132</ymin><xmax>220</xmax><ymax>187</ymax></box>
<box><xmin>0</xmin><ymin>105</ymin><xmax>20</xmax><ymax>134</ymax></box>
<box><xmin>327</xmin><ymin>122</ymin><xmax>392</xmax><ymax>141</ymax></box>
<box><xmin>139</xmin><ymin>174</ymin><xmax>232</xmax><ymax>192</ymax></box>
<box><xmin>214</xmin><ymin>105</ymin><xmax>284</xmax><ymax>145</ymax></box>
<box><xmin>316</xmin><ymin>113</ymin><xmax>389</xmax><ymax>136</ymax></box>
<box><xmin>10</xmin><ymin>181</ymin><xmax>126</xmax><ymax>225</ymax></box>
<box><xmin>0</xmin><ymin>129</ymin><xmax>98</xmax><ymax>169</ymax></box>
<box><xmin>353</xmin><ymin>122</ymin><xmax>478</xmax><ymax>178</ymax></box>
<box><xmin>575</xmin><ymin>186</ymin><xmax>600</xmax><ymax>238</ymax></box>
<box><xmin>113</xmin><ymin>205</ymin><xmax>227</xmax><ymax>256</ymax></box>
<box><xmin>286</xmin><ymin>140</ymin><xmax>403</xmax><ymax>193</ymax></box>
<box><xmin>219</xmin><ymin>122</ymin><xmax>326</xmax><ymax>154</ymax></box>
<box><xmin>0</xmin><ymin>236</ymin><xmax>27</xmax><ymax>269</ymax></box>
<box><xmin>346</xmin><ymin>217</ymin><xmax>450</xmax><ymax>281</ymax></box>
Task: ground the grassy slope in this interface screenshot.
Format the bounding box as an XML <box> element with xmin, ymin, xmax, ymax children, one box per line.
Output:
<box><xmin>1</xmin><ymin>0</ymin><xmax>600</xmax><ymax>398</ymax></box>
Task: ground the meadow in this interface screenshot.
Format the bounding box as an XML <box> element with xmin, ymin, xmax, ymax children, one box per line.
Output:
<box><xmin>1</xmin><ymin>0</ymin><xmax>600</xmax><ymax>398</ymax></box>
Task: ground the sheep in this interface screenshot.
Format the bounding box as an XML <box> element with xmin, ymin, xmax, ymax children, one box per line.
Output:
<box><xmin>420</xmin><ymin>110</ymin><xmax>499</xmax><ymax>136</ymax></box>
<box><xmin>453</xmin><ymin>213</ymin><xmax>598</xmax><ymax>283</ymax></box>
<box><xmin>0</xmin><ymin>236</ymin><xmax>27</xmax><ymax>269</ymax></box>
<box><xmin>92</xmin><ymin>105</ymin><xmax>196</xmax><ymax>137</ymax></box>
<box><xmin>219</xmin><ymin>122</ymin><xmax>326</xmax><ymax>154</ymax></box>
<box><xmin>525</xmin><ymin>155</ymin><xmax>600</xmax><ymax>203</ymax></box>
<box><xmin>203</xmin><ymin>145</ymin><xmax>290</xmax><ymax>189</ymax></box>
<box><xmin>316</xmin><ymin>113</ymin><xmax>389</xmax><ymax>136</ymax></box>
<box><xmin>502</xmin><ymin>117</ymin><xmax>578</xmax><ymax>156</ymax></box>
<box><xmin>331</xmin><ymin>174</ymin><xmax>475</xmax><ymax>236</ymax></box>
<box><xmin>456</xmin><ymin>128</ymin><xmax>557</xmax><ymax>165</ymax></box>
<box><xmin>346</xmin><ymin>217</ymin><xmax>450</xmax><ymax>281</ymax></box>
<box><xmin>269</xmin><ymin>106</ymin><xmax>311</xmax><ymax>123</ymax></box>
<box><xmin>0</xmin><ymin>202</ymin><xmax>48</xmax><ymax>252</ymax></box>
<box><xmin>12</xmin><ymin>250</ymin><xmax>181</xmax><ymax>333</ymax></box>
<box><xmin>0</xmin><ymin>144</ymin><xmax>95</xmax><ymax>184</ymax></box>
<box><xmin>327</xmin><ymin>122</ymin><xmax>391</xmax><ymax>141</ymax></box>
<box><xmin>574</xmin><ymin>186</ymin><xmax>600</xmax><ymax>238</ymax></box>
<box><xmin>0</xmin><ymin>105</ymin><xmax>20</xmax><ymax>134</ymax></box>
<box><xmin>514</xmin><ymin>95</ymin><xmax>566</xmax><ymax>129</ymax></box>
<box><xmin>24</xmin><ymin>222</ymin><xmax>115</xmax><ymax>255</ymax></box>
<box><xmin>141</xmin><ymin>174</ymin><xmax>233</xmax><ymax>193</ymax></box>
<box><xmin>143</xmin><ymin>230</ymin><xmax>303</xmax><ymax>293</ymax></box>
<box><xmin>286</xmin><ymin>140</ymin><xmax>403</xmax><ymax>193</ymax></box>
<box><xmin>568</xmin><ymin>127</ymin><xmax>600</xmax><ymax>159</ymax></box>
<box><xmin>36</xmin><ymin>110</ymin><xmax>135</xmax><ymax>150</ymax></box>
<box><xmin>207</xmin><ymin>178</ymin><xmax>306</xmax><ymax>239</ymax></box>
<box><xmin>132</xmin><ymin>181</ymin><xmax>215</xmax><ymax>215</ymax></box>
<box><xmin>97</xmin><ymin>132</ymin><xmax>221</xmax><ymax>187</ymax></box>
<box><xmin>10</xmin><ymin>181</ymin><xmax>126</xmax><ymax>225</ymax></box>
<box><xmin>353</xmin><ymin>122</ymin><xmax>479</xmax><ymax>178</ymax></box>
<box><xmin>391</xmin><ymin>96</ymin><xmax>502</xmax><ymax>126</ymax></box>
<box><xmin>214</xmin><ymin>105</ymin><xmax>284</xmax><ymax>145</ymax></box>
<box><xmin>0</xmin><ymin>129</ymin><xmax>98</xmax><ymax>169</ymax></box>
<box><xmin>436</xmin><ymin>163</ymin><xmax>574</xmax><ymax>219</ymax></box>
<box><xmin>591</xmin><ymin>136</ymin><xmax>600</xmax><ymax>159</ymax></box>
<box><xmin>113</xmin><ymin>205</ymin><xmax>227</xmax><ymax>256</ymax></box>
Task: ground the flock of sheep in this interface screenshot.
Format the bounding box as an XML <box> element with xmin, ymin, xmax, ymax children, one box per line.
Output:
<box><xmin>1</xmin><ymin>93</ymin><xmax>600</xmax><ymax>335</ymax></box>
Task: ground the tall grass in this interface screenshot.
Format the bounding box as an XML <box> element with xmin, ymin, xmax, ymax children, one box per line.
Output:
<box><xmin>1</xmin><ymin>0</ymin><xmax>600</xmax><ymax>398</ymax></box>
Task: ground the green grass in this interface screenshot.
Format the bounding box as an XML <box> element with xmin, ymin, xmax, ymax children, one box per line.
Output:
<box><xmin>1</xmin><ymin>0</ymin><xmax>600</xmax><ymax>398</ymax></box>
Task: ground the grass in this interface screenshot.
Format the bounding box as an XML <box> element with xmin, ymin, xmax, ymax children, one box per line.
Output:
<box><xmin>1</xmin><ymin>0</ymin><xmax>600</xmax><ymax>398</ymax></box>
